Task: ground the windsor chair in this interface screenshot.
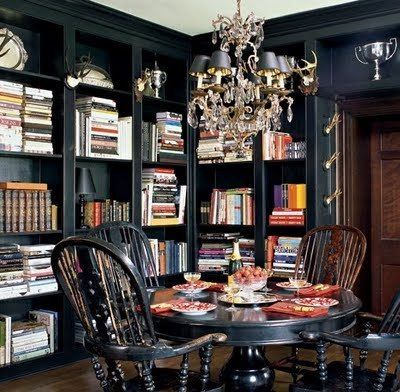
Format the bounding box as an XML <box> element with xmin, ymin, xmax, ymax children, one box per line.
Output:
<box><xmin>51</xmin><ymin>236</ymin><xmax>226</xmax><ymax>391</ymax></box>
<box><xmin>273</xmin><ymin>225</ymin><xmax>367</xmax><ymax>381</ymax></box>
<box><xmin>88</xmin><ymin>221</ymin><xmax>160</xmax><ymax>288</ymax></box>
<box><xmin>291</xmin><ymin>290</ymin><xmax>400</xmax><ymax>391</ymax></box>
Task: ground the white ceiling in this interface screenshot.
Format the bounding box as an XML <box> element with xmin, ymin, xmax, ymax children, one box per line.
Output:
<box><xmin>92</xmin><ymin>0</ymin><xmax>357</xmax><ymax>36</ymax></box>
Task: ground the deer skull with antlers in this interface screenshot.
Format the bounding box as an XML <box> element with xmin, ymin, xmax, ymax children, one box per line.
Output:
<box><xmin>65</xmin><ymin>52</ymin><xmax>93</xmax><ymax>89</ymax></box>
<box><xmin>292</xmin><ymin>50</ymin><xmax>319</xmax><ymax>95</ymax></box>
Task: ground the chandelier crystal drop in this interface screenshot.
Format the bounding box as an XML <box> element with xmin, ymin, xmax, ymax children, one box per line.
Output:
<box><xmin>188</xmin><ymin>0</ymin><xmax>295</xmax><ymax>157</ymax></box>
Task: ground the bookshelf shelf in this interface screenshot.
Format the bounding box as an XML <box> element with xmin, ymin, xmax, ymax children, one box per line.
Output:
<box><xmin>0</xmin><ymin>151</ymin><xmax>62</xmax><ymax>160</ymax></box>
<box><xmin>0</xmin><ymin>230</ymin><xmax>62</xmax><ymax>236</ymax></box>
<box><xmin>0</xmin><ymin>66</ymin><xmax>62</xmax><ymax>83</ymax></box>
<box><xmin>264</xmin><ymin>158</ymin><xmax>306</xmax><ymax>164</ymax></box>
<box><xmin>0</xmin><ymin>290</ymin><xmax>63</xmax><ymax>302</ymax></box>
<box><xmin>77</xmin><ymin>83</ymin><xmax>132</xmax><ymax>97</ymax></box>
<box><xmin>198</xmin><ymin>161</ymin><xmax>253</xmax><ymax>167</ymax></box>
<box><xmin>143</xmin><ymin>95</ymin><xmax>186</xmax><ymax>108</ymax></box>
<box><xmin>76</xmin><ymin>156</ymin><xmax>132</xmax><ymax>164</ymax></box>
<box><xmin>142</xmin><ymin>224</ymin><xmax>187</xmax><ymax>229</ymax></box>
<box><xmin>142</xmin><ymin>160</ymin><xmax>187</xmax><ymax>167</ymax></box>
<box><xmin>199</xmin><ymin>224</ymin><xmax>254</xmax><ymax>229</ymax></box>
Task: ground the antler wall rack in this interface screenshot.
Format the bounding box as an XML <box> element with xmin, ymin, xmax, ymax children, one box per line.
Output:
<box><xmin>323</xmin><ymin>188</ymin><xmax>342</xmax><ymax>207</ymax></box>
<box><xmin>323</xmin><ymin>113</ymin><xmax>341</xmax><ymax>135</ymax></box>
<box><xmin>323</xmin><ymin>151</ymin><xmax>341</xmax><ymax>171</ymax></box>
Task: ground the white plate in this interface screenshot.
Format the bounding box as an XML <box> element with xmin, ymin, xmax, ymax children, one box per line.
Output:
<box><xmin>171</xmin><ymin>302</ymin><xmax>216</xmax><ymax>315</ymax></box>
<box><xmin>0</xmin><ymin>28</ymin><xmax>28</xmax><ymax>70</ymax></box>
<box><xmin>172</xmin><ymin>284</ymin><xmax>209</xmax><ymax>294</ymax></box>
<box><xmin>292</xmin><ymin>297</ymin><xmax>339</xmax><ymax>307</ymax></box>
<box><xmin>219</xmin><ymin>293</ymin><xmax>278</xmax><ymax>306</ymax></box>
<box><xmin>276</xmin><ymin>282</ymin><xmax>313</xmax><ymax>291</ymax></box>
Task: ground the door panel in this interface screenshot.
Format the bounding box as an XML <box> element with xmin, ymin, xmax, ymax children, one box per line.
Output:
<box><xmin>371</xmin><ymin>121</ymin><xmax>400</xmax><ymax>314</ymax></box>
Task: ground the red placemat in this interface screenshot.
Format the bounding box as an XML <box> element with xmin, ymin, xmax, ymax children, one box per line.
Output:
<box><xmin>298</xmin><ymin>284</ymin><xmax>340</xmax><ymax>297</ymax></box>
<box><xmin>262</xmin><ymin>302</ymin><xmax>329</xmax><ymax>318</ymax></box>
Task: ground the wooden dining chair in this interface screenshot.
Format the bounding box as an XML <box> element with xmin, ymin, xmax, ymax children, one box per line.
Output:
<box><xmin>87</xmin><ymin>221</ymin><xmax>160</xmax><ymax>288</ymax></box>
<box><xmin>291</xmin><ymin>289</ymin><xmax>400</xmax><ymax>391</ymax></box>
<box><xmin>51</xmin><ymin>236</ymin><xmax>226</xmax><ymax>392</ymax></box>
<box><xmin>293</xmin><ymin>225</ymin><xmax>367</xmax><ymax>289</ymax></box>
<box><xmin>273</xmin><ymin>225</ymin><xmax>367</xmax><ymax>381</ymax></box>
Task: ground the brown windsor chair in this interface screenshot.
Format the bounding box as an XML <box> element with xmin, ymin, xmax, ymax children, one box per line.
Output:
<box><xmin>88</xmin><ymin>221</ymin><xmax>160</xmax><ymax>288</ymax></box>
<box><xmin>273</xmin><ymin>225</ymin><xmax>367</xmax><ymax>382</ymax></box>
<box><xmin>291</xmin><ymin>289</ymin><xmax>400</xmax><ymax>391</ymax></box>
<box><xmin>51</xmin><ymin>236</ymin><xmax>226</xmax><ymax>392</ymax></box>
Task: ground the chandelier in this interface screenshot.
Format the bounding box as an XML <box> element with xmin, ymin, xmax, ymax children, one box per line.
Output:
<box><xmin>188</xmin><ymin>0</ymin><xmax>295</xmax><ymax>157</ymax></box>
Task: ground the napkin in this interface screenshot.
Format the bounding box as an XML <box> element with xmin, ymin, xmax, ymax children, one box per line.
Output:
<box><xmin>262</xmin><ymin>302</ymin><xmax>329</xmax><ymax>318</ymax></box>
<box><xmin>298</xmin><ymin>284</ymin><xmax>340</xmax><ymax>297</ymax></box>
<box><xmin>206</xmin><ymin>283</ymin><xmax>226</xmax><ymax>293</ymax></box>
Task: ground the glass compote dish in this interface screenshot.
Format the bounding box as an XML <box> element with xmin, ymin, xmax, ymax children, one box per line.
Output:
<box><xmin>232</xmin><ymin>266</ymin><xmax>269</xmax><ymax>302</ymax></box>
<box><xmin>183</xmin><ymin>272</ymin><xmax>202</xmax><ymax>300</ymax></box>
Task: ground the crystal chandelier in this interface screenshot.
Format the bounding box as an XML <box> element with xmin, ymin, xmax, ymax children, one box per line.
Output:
<box><xmin>188</xmin><ymin>0</ymin><xmax>295</xmax><ymax>157</ymax></box>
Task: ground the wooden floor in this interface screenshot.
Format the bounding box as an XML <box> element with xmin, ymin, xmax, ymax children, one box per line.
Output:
<box><xmin>0</xmin><ymin>345</ymin><xmax>394</xmax><ymax>392</ymax></box>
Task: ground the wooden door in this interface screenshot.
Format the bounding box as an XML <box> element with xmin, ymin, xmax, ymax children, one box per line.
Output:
<box><xmin>371</xmin><ymin>121</ymin><xmax>400</xmax><ymax>314</ymax></box>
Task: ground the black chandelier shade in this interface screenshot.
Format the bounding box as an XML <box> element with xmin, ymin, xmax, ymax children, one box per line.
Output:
<box><xmin>248</xmin><ymin>72</ymin><xmax>262</xmax><ymax>85</ymax></box>
<box><xmin>76</xmin><ymin>167</ymin><xmax>96</xmax><ymax>195</ymax></box>
<box><xmin>189</xmin><ymin>55</ymin><xmax>211</xmax><ymax>77</ymax></box>
<box><xmin>276</xmin><ymin>55</ymin><xmax>292</xmax><ymax>76</ymax></box>
<box><xmin>207</xmin><ymin>50</ymin><xmax>232</xmax><ymax>76</ymax></box>
<box><xmin>256</xmin><ymin>51</ymin><xmax>280</xmax><ymax>76</ymax></box>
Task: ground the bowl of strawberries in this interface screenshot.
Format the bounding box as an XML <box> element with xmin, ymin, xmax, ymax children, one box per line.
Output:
<box><xmin>232</xmin><ymin>266</ymin><xmax>271</xmax><ymax>297</ymax></box>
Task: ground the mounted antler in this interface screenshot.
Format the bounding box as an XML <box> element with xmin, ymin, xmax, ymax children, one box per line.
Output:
<box><xmin>292</xmin><ymin>50</ymin><xmax>319</xmax><ymax>95</ymax></box>
<box><xmin>323</xmin><ymin>113</ymin><xmax>341</xmax><ymax>135</ymax></box>
<box><xmin>65</xmin><ymin>50</ymin><xmax>93</xmax><ymax>89</ymax></box>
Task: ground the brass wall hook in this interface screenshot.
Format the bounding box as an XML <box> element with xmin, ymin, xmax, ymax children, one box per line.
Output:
<box><xmin>323</xmin><ymin>188</ymin><xmax>342</xmax><ymax>207</ymax></box>
<box><xmin>323</xmin><ymin>113</ymin><xmax>341</xmax><ymax>135</ymax></box>
<box><xmin>323</xmin><ymin>151</ymin><xmax>341</xmax><ymax>170</ymax></box>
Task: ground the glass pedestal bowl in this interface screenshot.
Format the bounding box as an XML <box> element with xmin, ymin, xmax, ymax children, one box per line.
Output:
<box><xmin>233</xmin><ymin>276</ymin><xmax>268</xmax><ymax>302</ymax></box>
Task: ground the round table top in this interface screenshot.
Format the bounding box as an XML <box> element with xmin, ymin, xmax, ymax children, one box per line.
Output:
<box><xmin>150</xmin><ymin>287</ymin><xmax>362</xmax><ymax>346</ymax></box>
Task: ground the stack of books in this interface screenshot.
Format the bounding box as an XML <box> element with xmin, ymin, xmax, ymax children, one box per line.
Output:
<box><xmin>269</xmin><ymin>207</ymin><xmax>305</xmax><ymax>226</ymax></box>
<box><xmin>0</xmin><ymin>80</ymin><xmax>23</xmax><ymax>151</ymax></box>
<box><xmin>149</xmin><ymin>239</ymin><xmax>187</xmax><ymax>275</ymax></box>
<box><xmin>269</xmin><ymin>183</ymin><xmax>306</xmax><ymax>226</ymax></box>
<box><xmin>263</xmin><ymin>131</ymin><xmax>292</xmax><ymax>160</ymax></box>
<box><xmin>83</xmin><ymin>199</ymin><xmax>130</xmax><ymax>228</ymax></box>
<box><xmin>21</xmin><ymin>244</ymin><xmax>58</xmax><ymax>296</ymax></box>
<box><xmin>156</xmin><ymin>112</ymin><xmax>185</xmax><ymax>162</ymax></box>
<box><xmin>0</xmin><ymin>182</ymin><xmax>58</xmax><ymax>233</ymax></box>
<box><xmin>22</xmin><ymin>87</ymin><xmax>53</xmax><ymax>154</ymax></box>
<box><xmin>0</xmin><ymin>243</ymin><xmax>26</xmax><ymax>300</ymax></box>
<box><xmin>238</xmin><ymin>238</ymin><xmax>255</xmax><ymax>265</ymax></box>
<box><xmin>197</xmin><ymin>127</ymin><xmax>225</xmax><ymax>164</ymax></box>
<box><xmin>76</xmin><ymin>97</ymin><xmax>132</xmax><ymax>159</ymax></box>
<box><xmin>142</xmin><ymin>167</ymin><xmax>186</xmax><ymax>226</ymax></box>
<box><xmin>271</xmin><ymin>236</ymin><xmax>302</xmax><ymax>276</ymax></box>
<box><xmin>117</xmin><ymin>116</ymin><xmax>132</xmax><ymax>159</ymax></box>
<box><xmin>208</xmin><ymin>188</ymin><xmax>254</xmax><ymax>225</ymax></box>
<box><xmin>286</xmin><ymin>141</ymin><xmax>306</xmax><ymax>160</ymax></box>
<box><xmin>198</xmin><ymin>232</ymin><xmax>254</xmax><ymax>272</ymax></box>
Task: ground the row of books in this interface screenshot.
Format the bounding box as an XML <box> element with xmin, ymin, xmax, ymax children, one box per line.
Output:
<box><xmin>142</xmin><ymin>112</ymin><xmax>187</xmax><ymax>164</ymax></box>
<box><xmin>141</xmin><ymin>167</ymin><xmax>186</xmax><ymax>226</ymax></box>
<box><xmin>197</xmin><ymin>123</ymin><xmax>253</xmax><ymax>164</ymax></box>
<box><xmin>198</xmin><ymin>233</ymin><xmax>255</xmax><ymax>272</ymax></box>
<box><xmin>0</xmin><ymin>182</ymin><xmax>58</xmax><ymax>233</ymax></box>
<box><xmin>207</xmin><ymin>188</ymin><xmax>254</xmax><ymax>225</ymax></box>
<box><xmin>0</xmin><ymin>244</ymin><xmax>58</xmax><ymax>300</ymax></box>
<box><xmin>0</xmin><ymin>310</ymin><xmax>58</xmax><ymax>365</ymax></box>
<box><xmin>149</xmin><ymin>239</ymin><xmax>187</xmax><ymax>275</ymax></box>
<box><xmin>265</xmin><ymin>236</ymin><xmax>302</xmax><ymax>276</ymax></box>
<box><xmin>75</xmin><ymin>96</ymin><xmax>132</xmax><ymax>159</ymax></box>
<box><xmin>83</xmin><ymin>199</ymin><xmax>130</xmax><ymax>229</ymax></box>
<box><xmin>262</xmin><ymin>131</ymin><xmax>307</xmax><ymax>161</ymax></box>
<box><xmin>274</xmin><ymin>183</ymin><xmax>306</xmax><ymax>209</ymax></box>
<box><xmin>0</xmin><ymin>80</ymin><xmax>53</xmax><ymax>154</ymax></box>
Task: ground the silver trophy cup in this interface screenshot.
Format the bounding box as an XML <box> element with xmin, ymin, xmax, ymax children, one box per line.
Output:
<box><xmin>150</xmin><ymin>60</ymin><xmax>167</xmax><ymax>98</ymax></box>
<box><xmin>355</xmin><ymin>38</ymin><xmax>397</xmax><ymax>81</ymax></box>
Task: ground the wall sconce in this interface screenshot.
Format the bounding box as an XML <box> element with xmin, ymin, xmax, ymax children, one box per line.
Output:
<box><xmin>323</xmin><ymin>151</ymin><xmax>341</xmax><ymax>171</ymax></box>
<box><xmin>323</xmin><ymin>188</ymin><xmax>342</xmax><ymax>207</ymax></box>
<box><xmin>323</xmin><ymin>113</ymin><xmax>341</xmax><ymax>135</ymax></box>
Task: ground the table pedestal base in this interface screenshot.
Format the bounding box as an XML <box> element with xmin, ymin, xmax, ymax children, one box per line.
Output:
<box><xmin>220</xmin><ymin>346</ymin><xmax>275</xmax><ymax>391</ymax></box>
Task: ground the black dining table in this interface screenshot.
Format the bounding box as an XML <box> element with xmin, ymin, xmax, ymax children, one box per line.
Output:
<box><xmin>150</xmin><ymin>287</ymin><xmax>362</xmax><ymax>392</ymax></box>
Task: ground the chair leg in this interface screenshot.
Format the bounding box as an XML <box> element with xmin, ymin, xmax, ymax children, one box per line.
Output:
<box><xmin>391</xmin><ymin>358</ymin><xmax>400</xmax><ymax>392</ymax></box>
<box><xmin>359</xmin><ymin>320</ymin><xmax>371</xmax><ymax>371</ymax></box>
<box><xmin>141</xmin><ymin>361</ymin><xmax>156</xmax><ymax>392</ymax></box>
<box><xmin>105</xmin><ymin>359</ymin><xmax>126</xmax><ymax>391</ymax></box>
<box><xmin>344</xmin><ymin>347</ymin><xmax>353</xmax><ymax>390</ymax></box>
<box><xmin>178</xmin><ymin>353</ymin><xmax>190</xmax><ymax>392</ymax></box>
<box><xmin>91</xmin><ymin>355</ymin><xmax>111</xmax><ymax>391</ymax></box>
<box><xmin>316</xmin><ymin>340</ymin><xmax>328</xmax><ymax>385</ymax></box>
<box><xmin>373</xmin><ymin>351</ymin><xmax>393</xmax><ymax>392</ymax></box>
<box><xmin>199</xmin><ymin>343</ymin><xmax>213</xmax><ymax>389</ymax></box>
<box><xmin>291</xmin><ymin>346</ymin><xmax>300</xmax><ymax>383</ymax></box>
